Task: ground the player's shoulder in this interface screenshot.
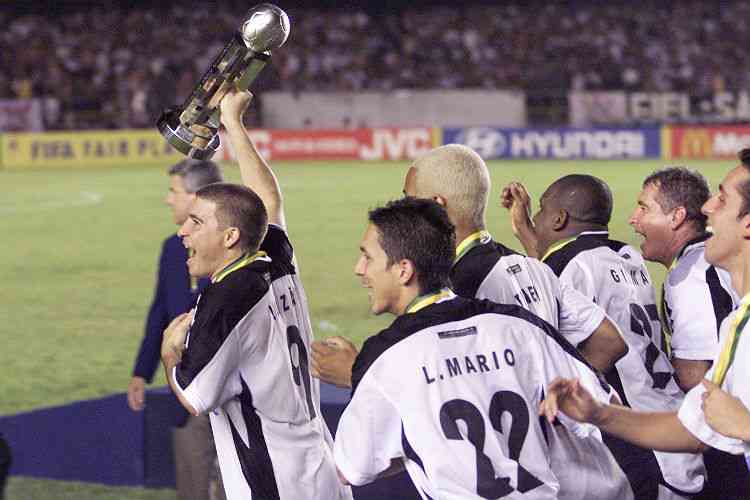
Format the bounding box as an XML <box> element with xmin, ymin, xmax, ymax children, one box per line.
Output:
<box><xmin>544</xmin><ymin>233</ymin><xmax>632</xmax><ymax>275</ymax></box>
<box><xmin>351</xmin><ymin>296</ymin><xmax>560</xmax><ymax>391</ymax></box>
<box><xmin>208</xmin><ymin>261</ymin><xmax>272</xmax><ymax>313</ymax></box>
<box><xmin>668</xmin><ymin>247</ymin><xmax>710</xmax><ymax>290</ymax></box>
<box><xmin>451</xmin><ymin>239</ymin><xmax>520</xmax><ymax>296</ymax></box>
<box><xmin>261</xmin><ymin>224</ymin><xmax>296</xmax><ymax>279</ymax></box>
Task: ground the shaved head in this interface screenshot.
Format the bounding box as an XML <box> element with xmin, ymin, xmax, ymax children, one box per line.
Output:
<box><xmin>543</xmin><ymin>174</ymin><xmax>613</xmax><ymax>227</ymax></box>
<box><xmin>405</xmin><ymin>144</ymin><xmax>490</xmax><ymax>228</ymax></box>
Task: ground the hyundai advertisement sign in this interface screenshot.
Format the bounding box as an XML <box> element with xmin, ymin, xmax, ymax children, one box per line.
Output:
<box><xmin>443</xmin><ymin>126</ymin><xmax>661</xmax><ymax>160</ymax></box>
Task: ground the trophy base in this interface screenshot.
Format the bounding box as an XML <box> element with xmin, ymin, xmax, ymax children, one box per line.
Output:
<box><xmin>157</xmin><ymin>109</ymin><xmax>220</xmax><ymax>160</ymax></box>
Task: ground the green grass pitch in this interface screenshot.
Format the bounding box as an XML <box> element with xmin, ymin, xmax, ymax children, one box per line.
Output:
<box><xmin>0</xmin><ymin>158</ymin><xmax>731</xmax><ymax>499</ymax></box>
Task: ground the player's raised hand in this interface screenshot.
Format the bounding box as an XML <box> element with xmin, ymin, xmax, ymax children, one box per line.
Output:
<box><xmin>540</xmin><ymin>377</ymin><xmax>603</xmax><ymax>424</ymax></box>
<box><xmin>500</xmin><ymin>182</ymin><xmax>533</xmax><ymax>233</ymax></box>
<box><xmin>701</xmin><ymin>379</ymin><xmax>750</xmax><ymax>441</ymax></box>
<box><xmin>311</xmin><ymin>336</ymin><xmax>358</xmax><ymax>388</ymax></box>
<box><xmin>500</xmin><ymin>182</ymin><xmax>540</xmax><ymax>257</ymax></box>
<box><xmin>219</xmin><ymin>87</ymin><xmax>254</xmax><ymax>128</ymax></box>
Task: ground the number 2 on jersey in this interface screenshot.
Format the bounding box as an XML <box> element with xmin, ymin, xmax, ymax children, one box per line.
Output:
<box><xmin>440</xmin><ymin>391</ymin><xmax>543</xmax><ymax>498</ymax></box>
<box><xmin>286</xmin><ymin>325</ymin><xmax>316</xmax><ymax>419</ymax></box>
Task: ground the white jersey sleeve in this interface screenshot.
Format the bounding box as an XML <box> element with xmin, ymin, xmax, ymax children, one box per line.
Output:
<box><xmin>666</xmin><ymin>246</ymin><xmax>738</xmax><ymax>361</ymax></box>
<box><xmin>334</xmin><ymin>376</ymin><xmax>404</xmax><ymax>486</ymax></box>
<box><xmin>678</xmin><ymin>311</ymin><xmax>750</xmax><ymax>455</ymax></box>
<box><xmin>556</xmin><ymin>275</ymin><xmax>607</xmax><ymax>347</ymax></box>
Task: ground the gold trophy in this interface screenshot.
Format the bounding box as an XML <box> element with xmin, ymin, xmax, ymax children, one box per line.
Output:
<box><xmin>157</xmin><ymin>3</ymin><xmax>290</xmax><ymax>159</ymax></box>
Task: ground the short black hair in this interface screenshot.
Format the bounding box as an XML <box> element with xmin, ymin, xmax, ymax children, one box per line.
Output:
<box><xmin>368</xmin><ymin>197</ymin><xmax>455</xmax><ymax>294</ymax></box>
<box><xmin>738</xmin><ymin>149</ymin><xmax>750</xmax><ymax>218</ymax></box>
<box><xmin>195</xmin><ymin>183</ymin><xmax>268</xmax><ymax>254</ymax></box>
<box><xmin>547</xmin><ymin>174</ymin><xmax>612</xmax><ymax>226</ymax></box>
<box><xmin>643</xmin><ymin>167</ymin><xmax>709</xmax><ymax>231</ymax></box>
<box><xmin>169</xmin><ymin>159</ymin><xmax>223</xmax><ymax>193</ymax></box>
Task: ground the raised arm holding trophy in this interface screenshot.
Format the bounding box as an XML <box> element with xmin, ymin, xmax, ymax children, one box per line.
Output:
<box><xmin>157</xmin><ymin>3</ymin><xmax>290</xmax><ymax>159</ymax></box>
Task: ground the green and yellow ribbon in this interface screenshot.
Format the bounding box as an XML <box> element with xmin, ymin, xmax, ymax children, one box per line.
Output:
<box><xmin>712</xmin><ymin>294</ymin><xmax>750</xmax><ymax>387</ymax></box>
<box><xmin>406</xmin><ymin>288</ymin><xmax>454</xmax><ymax>314</ymax></box>
<box><xmin>540</xmin><ymin>237</ymin><xmax>577</xmax><ymax>263</ymax></box>
<box><xmin>212</xmin><ymin>251</ymin><xmax>268</xmax><ymax>284</ymax></box>
<box><xmin>455</xmin><ymin>230</ymin><xmax>492</xmax><ymax>264</ymax></box>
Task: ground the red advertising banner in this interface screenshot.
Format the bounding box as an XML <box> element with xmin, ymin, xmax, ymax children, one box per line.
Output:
<box><xmin>666</xmin><ymin>125</ymin><xmax>750</xmax><ymax>160</ymax></box>
<box><xmin>217</xmin><ymin>127</ymin><xmax>436</xmax><ymax>162</ymax></box>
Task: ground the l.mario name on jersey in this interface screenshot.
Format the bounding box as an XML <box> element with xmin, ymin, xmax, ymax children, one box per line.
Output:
<box><xmin>422</xmin><ymin>349</ymin><xmax>516</xmax><ymax>385</ymax></box>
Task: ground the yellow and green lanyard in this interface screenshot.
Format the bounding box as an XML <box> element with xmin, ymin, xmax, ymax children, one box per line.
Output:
<box><xmin>540</xmin><ymin>237</ymin><xmax>576</xmax><ymax>263</ymax></box>
<box><xmin>455</xmin><ymin>230</ymin><xmax>492</xmax><ymax>264</ymax></box>
<box><xmin>211</xmin><ymin>251</ymin><xmax>268</xmax><ymax>284</ymax></box>
<box><xmin>712</xmin><ymin>294</ymin><xmax>750</xmax><ymax>387</ymax></box>
<box><xmin>406</xmin><ymin>289</ymin><xmax>454</xmax><ymax>314</ymax></box>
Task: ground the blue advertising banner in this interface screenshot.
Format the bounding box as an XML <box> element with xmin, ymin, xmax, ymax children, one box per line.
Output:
<box><xmin>443</xmin><ymin>126</ymin><xmax>662</xmax><ymax>160</ymax></box>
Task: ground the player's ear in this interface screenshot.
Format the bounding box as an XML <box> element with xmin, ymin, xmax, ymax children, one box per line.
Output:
<box><xmin>224</xmin><ymin>227</ymin><xmax>241</xmax><ymax>248</ymax></box>
<box><xmin>433</xmin><ymin>195</ymin><xmax>447</xmax><ymax>208</ymax></box>
<box><xmin>553</xmin><ymin>209</ymin><xmax>569</xmax><ymax>231</ymax></box>
<box><xmin>670</xmin><ymin>206</ymin><xmax>688</xmax><ymax>230</ymax></box>
<box><xmin>397</xmin><ymin>259</ymin><xmax>416</xmax><ymax>286</ymax></box>
<box><xmin>741</xmin><ymin>212</ymin><xmax>750</xmax><ymax>240</ymax></box>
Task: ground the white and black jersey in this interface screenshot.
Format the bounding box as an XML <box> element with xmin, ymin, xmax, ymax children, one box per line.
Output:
<box><xmin>172</xmin><ymin>225</ymin><xmax>351</xmax><ymax>500</ymax></box>
<box><xmin>544</xmin><ymin>231</ymin><xmax>706</xmax><ymax>498</ymax></box>
<box><xmin>450</xmin><ymin>232</ymin><xmax>632</xmax><ymax>500</ymax></box>
<box><xmin>665</xmin><ymin>234</ymin><xmax>748</xmax><ymax>500</ymax></box>
<box><xmin>335</xmin><ymin>292</ymin><xmax>609</xmax><ymax>500</ymax></box>
<box><xmin>664</xmin><ymin>234</ymin><xmax>738</xmax><ymax>361</ymax></box>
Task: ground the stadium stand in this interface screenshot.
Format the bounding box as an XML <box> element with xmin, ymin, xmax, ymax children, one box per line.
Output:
<box><xmin>1</xmin><ymin>1</ymin><xmax>749</xmax><ymax>129</ymax></box>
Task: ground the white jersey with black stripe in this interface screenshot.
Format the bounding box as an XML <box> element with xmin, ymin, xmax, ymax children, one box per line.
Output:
<box><xmin>335</xmin><ymin>294</ymin><xmax>606</xmax><ymax>499</ymax></box>
<box><xmin>450</xmin><ymin>235</ymin><xmax>633</xmax><ymax>500</ymax></box>
<box><xmin>664</xmin><ymin>235</ymin><xmax>738</xmax><ymax>361</ymax></box>
<box><xmin>543</xmin><ymin>231</ymin><xmax>705</xmax><ymax>496</ymax></box>
<box><xmin>172</xmin><ymin>225</ymin><xmax>351</xmax><ymax>500</ymax></box>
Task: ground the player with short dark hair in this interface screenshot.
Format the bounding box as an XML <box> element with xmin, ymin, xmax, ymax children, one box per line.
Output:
<box><xmin>127</xmin><ymin>158</ymin><xmax>224</xmax><ymax>500</ymax></box>
<box><xmin>334</xmin><ymin>197</ymin><xmax>609</xmax><ymax>499</ymax></box>
<box><xmin>505</xmin><ymin>174</ymin><xmax>706</xmax><ymax>499</ymax></box>
<box><xmin>315</xmin><ymin>144</ymin><xmax>631</xmax><ymax>500</ymax></box>
<box><xmin>629</xmin><ymin>166</ymin><xmax>748</xmax><ymax>499</ymax></box>
<box><xmin>160</xmin><ymin>89</ymin><xmax>351</xmax><ymax>500</ymax></box>
<box><xmin>541</xmin><ymin>151</ymin><xmax>750</xmax><ymax>498</ymax></box>
<box><xmin>630</xmin><ymin>167</ymin><xmax>737</xmax><ymax>391</ymax></box>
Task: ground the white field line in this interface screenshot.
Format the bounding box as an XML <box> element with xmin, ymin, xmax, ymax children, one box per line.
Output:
<box><xmin>0</xmin><ymin>191</ymin><xmax>103</xmax><ymax>214</ymax></box>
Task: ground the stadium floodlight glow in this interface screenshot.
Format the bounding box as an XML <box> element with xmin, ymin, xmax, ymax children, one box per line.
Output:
<box><xmin>157</xmin><ymin>3</ymin><xmax>290</xmax><ymax>159</ymax></box>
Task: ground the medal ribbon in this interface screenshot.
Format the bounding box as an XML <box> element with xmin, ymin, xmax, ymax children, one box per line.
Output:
<box><xmin>406</xmin><ymin>288</ymin><xmax>455</xmax><ymax>314</ymax></box>
<box><xmin>540</xmin><ymin>237</ymin><xmax>577</xmax><ymax>263</ymax></box>
<box><xmin>455</xmin><ymin>230</ymin><xmax>492</xmax><ymax>264</ymax></box>
<box><xmin>712</xmin><ymin>294</ymin><xmax>750</xmax><ymax>387</ymax></box>
<box><xmin>212</xmin><ymin>250</ymin><xmax>268</xmax><ymax>284</ymax></box>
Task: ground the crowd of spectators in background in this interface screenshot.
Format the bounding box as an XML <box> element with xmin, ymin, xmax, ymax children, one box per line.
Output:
<box><xmin>1</xmin><ymin>1</ymin><xmax>749</xmax><ymax>129</ymax></box>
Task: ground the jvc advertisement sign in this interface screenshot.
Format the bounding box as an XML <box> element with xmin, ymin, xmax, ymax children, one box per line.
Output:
<box><xmin>444</xmin><ymin>127</ymin><xmax>661</xmax><ymax>160</ymax></box>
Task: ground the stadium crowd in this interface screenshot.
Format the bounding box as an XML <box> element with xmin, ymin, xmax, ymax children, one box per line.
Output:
<box><xmin>1</xmin><ymin>1</ymin><xmax>750</xmax><ymax>129</ymax></box>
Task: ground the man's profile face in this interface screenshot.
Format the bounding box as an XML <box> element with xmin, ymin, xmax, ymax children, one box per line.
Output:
<box><xmin>628</xmin><ymin>182</ymin><xmax>674</xmax><ymax>263</ymax></box>
<box><xmin>166</xmin><ymin>175</ymin><xmax>195</xmax><ymax>226</ymax></box>
<box><xmin>178</xmin><ymin>197</ymin><xmax>229</xmax><ymax>279</ymax></box>
<box><xmin>702</xmin><ymin>166</ymin><xmax>750</xmax><ymax>270</ymax></box>
<box><xmin>531</xmin><ymin>188</ymin><xmax>560</xmax><ymax>258</ymax></box>
<box><xmin>354</xmin><ymin>224</ymin><xmax>401</xmax><ymax>316</ymax></box>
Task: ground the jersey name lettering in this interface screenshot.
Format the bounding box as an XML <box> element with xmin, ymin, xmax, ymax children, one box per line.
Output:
<box><xmin>423</xmin><ymin>349</ymin><xmax>516</xmax><ymax>384</ymax></box>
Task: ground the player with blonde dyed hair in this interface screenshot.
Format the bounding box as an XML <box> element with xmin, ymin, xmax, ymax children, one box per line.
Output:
<box><xmin>404</xmin><ymin>144</ymin><xmax>490</xmax><ymax>233</ymax></box>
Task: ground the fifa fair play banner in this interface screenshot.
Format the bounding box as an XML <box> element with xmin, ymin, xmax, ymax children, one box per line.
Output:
<box><xmin>0</xmin><ymin>130</ymin><xmax>189</xmax><ymax>168</ymax></box>
<box><xmin>663</xmin><ymin>125</ymin><xmax>750</xmax><ymax>160</ymax></box>
<box><xmin>443</xmin><ymin>126</ymin><xmax>661</xmax><ymax>160</ymax></box>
